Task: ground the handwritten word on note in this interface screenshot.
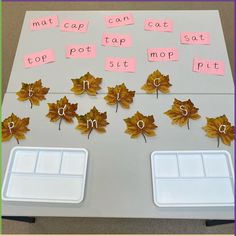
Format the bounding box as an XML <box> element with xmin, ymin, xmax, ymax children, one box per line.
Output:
<box><xmin>24</xmin><ymin>49</ymin><xmax>55</xmax><ymax>68</ymax></box>
<box><xmin>66</xmin><ymin>45</ymin><xmax>96</xmax><ymax>58</ymax></box>
<box><xmin>181</xmin><ymin>32</ymin><xmax>210</xmax><ymax>45</ymax></box>
<box><xmin>102</xmin><ymin>33</ymin><xmax>132</xmax><ymax>47</ymax></box>
<box><xmin>105</xmin><ymin>57</ymin><xmax>136</xmax><ymax>72</ymax></box>
<box><xmin>61</xmin><ymin>20</ymin><xmax>89</xmax><ymax>32</ymax></box>
<box><xmin>144</xmin><ymin>19</ymin><xmax>173</xmax><ymax>32</ymax></box>
<box><xmin>30</xmin><ymin>16</ymin><xmax>58</xmax><ymax>31</ymax></box>
<box><xmin>193</xmin><ymin>58</ymin><xmax>224</xmax><ymax>75</ymax></box>
<box><xmin>147</xmin><ymin>48</ymin><xmax>178</xmax><ymax>62</ymax></box>
<box><xmin>105</xmin><ymin>13</ymin><xmax>134</xmax><ymax>27</ymax></box>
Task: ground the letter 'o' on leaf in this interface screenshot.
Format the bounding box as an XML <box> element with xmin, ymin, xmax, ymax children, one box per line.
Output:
<box><xmin>46</xmin><ymin>96</ymin><xmax>78</xmax><ymax>131</ymax></box>
<box><xmin>16</xmin><ymin>79</ymin><xmax>50</xmax><ymax>109</ymax></box>
<box><xmin>124</xmin><ymin>111</ymin><xmax>157</xmax><ymax>143</ymax></box>
<box><xmin>76</xmin><ymin>106</ymin><xmax>109</xmax><ymax>139</ymax></box>
<box><xmin>104</xmin><ymin>83</ymin><xmax>135</xmax><ymax>112</ymax></box>
<box><xmin>202</xmin><ymin>115</ymin><xmax>234</xmax><ymax>147</ymax></box>
<box><xmin>141</xmin><ymin>69</ymin><xmax>172</xmax><ymax>99</ymax></box>
<box><xmin>2</xmin><ymin>113</ymin><xmax>30</xmax><ymax>144</ymax></box>
<box><xmin>164</xmin><ymin>98</ymin><xmax>201</xmax><ymax>129</ymax></box>
<box><xmin>71</xmin><ymin>72</ymin><xmax>102</xmax><ymax>96</ymax></box>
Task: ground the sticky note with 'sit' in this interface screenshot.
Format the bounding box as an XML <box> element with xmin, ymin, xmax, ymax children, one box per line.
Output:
<box><xmin>105</xmin><ymin>57</ymin><xmax>136</xmax><ymax>72</ymax></box>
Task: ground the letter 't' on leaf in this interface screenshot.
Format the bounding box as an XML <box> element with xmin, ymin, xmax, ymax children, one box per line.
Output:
<box><xmin>16</xmin><ymin>79</ymin><xmax>50</xmax><ymax>108</ymax></box>
<box><xmin>141</xmin><ymin>69</ymin><xmax>172</xmax><ymax>99</ymax></box>
<box><xmin>202</xmin><ymin>115</ymin><xmax>235</xmax><ymax>147</ymax></box>
<box><xmin>46</xmin><ymin>96</ymin><xmax>78</xmax><ymax>131</ymax></box>
<box><xmin>71</xmin><ymin>72</ymin><xmax>102</xmax><ymax>96</ymax></box>
<box><xmin>124</xmin><ymin>111</ymin><xmax>158</xmax><ymax>143</ymax></box>
<box><xmin>2</xmin><ymin>113</ymin><xmax>30</xmax><ymax>144</ymax></box>
<box><xmin>164</xmin><ymin>98</ymin><xmax>201</xmax><ymax>129</ymax></box>
<box><xmin>104</xmin><ymin>83</ymin><xmax>135</xmax><ymax>112</ymax></box>
<box><xmin>76</xmin><ymin>106</ymin><xmax>109</xmax><ymax>139</ymax></box>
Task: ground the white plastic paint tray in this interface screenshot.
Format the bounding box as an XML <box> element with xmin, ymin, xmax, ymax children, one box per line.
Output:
<box><xmin>151</xmin><ymin>150</ymin><xmax>234</xmax><ymax>207</ymax></box>
<box><xmin>2</xmin><ymin>146</ymin><xmax>88</xmax><ymax>203</ymax></box>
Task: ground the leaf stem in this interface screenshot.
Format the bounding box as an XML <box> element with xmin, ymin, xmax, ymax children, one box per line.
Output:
<box><xmin>156</xmin><ymin>89</ymin><xmax>159</xmax><ymax>100</ymax></box>
<box><xmin>141</xmin><ymin>132</ymin><xmax>147</xmax><ymax>143</ymax></box>
<box><xmin>29</xmin><ymin>100</ymin><xmax>33</xmax><ymax>109</ymax></box>
<box><xmin>58</xmin><ymin>117</ymin><xmax>63</xmax><ymax>131</ymax></box>
<box><xmin>116</xmin><ymin>102</ymin><xmax>119</xmax><ymax>113</ymax></box>
<box><xmin>187</xmin><ymin>119</ymin><xmax>190</xmax><ymax>130</ymax></box>
<box><xmin>217</xmin><ymin>136</ymin><xmax>220</xmax><ymax>148</ymax></box>
<box><xmin>15</xmin><ymin>137</ymin><xmax>19</xmax><ymax>144</ymax></box>
<box><xmin>88</xmin><ymin>128</ymin><xmax>93</xmax><ymax>139</ymax></box>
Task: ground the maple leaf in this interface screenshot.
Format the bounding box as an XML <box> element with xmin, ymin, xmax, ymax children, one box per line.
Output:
<box><xmin>104</xmin><ymin>83</ymin><xmax>135</xmax><ymax>112</ymax></box>
<box><xmin>141</xmin><ymin>69</ymin><xmax>172</xmax><ymax>99</ymax></box>
<box><xmin>46</xmin><ymin>96</ymin><xmax>78</xmax><ymax>130</ymax></box>
<box><xmin>202</xmin><ymin>115</ymin><xmax>234</xmax><ymax>147</ymax></box>
<box><xmin>164</xmin><ymin>98</ymin><xmax>201</xmax><ymax>129</ymax></box>
<box><xmin>124</xmin><ymin>111</ymin><xmax>157</xmax><ymax>143</ymax></box>
<box><xmin>16</xmin><ymin>79</ymin><xmax>50</xmax><ymax>108</ymax></box>
<box><xmin>76</xmin><ymin>106</ymin><xmax>109</xmax><ymax>139</ymax></box>
<box><xmin>71</xmin><ymin>72</ymin><xmax>102</xmax><ymax>96</ymax></box>
<box><xmin>2</xmin><ymin>113</ymin><xmax>30</xmax><ymax>144</ymax></box>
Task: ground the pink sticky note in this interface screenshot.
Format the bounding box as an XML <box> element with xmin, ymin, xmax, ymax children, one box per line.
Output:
<box><xmin>147</xmin><ymin>48</ymin><xmax>178</xmax><ymax>62</ymax></box>
<box><xmin>66</xmin><ymin>45</ymin><xmax>96</xmax><ymax>58</ymax></box>
<box><xmin>105</xmin><ymin>13</ymin><xmax>134</xmax><ymax>27</ymax></box>
<box><xmin>105</xmin><ymin>57</ymin><xmax>136</xmax><ymax>72</ymax></box>
<box><xmin>60</xmin><ymin>20</ymin><xmax>89</xmax><ymax>32</ymax></box>
<box><xmin>181</xmin><ymin>32</ymin><xmax>210</xmax><ymax>45</ymax></box>
<box><xmin>193</xmin><ymin>58</ymin><xmax>224</xmax><ymax>75</ymax></box>
<box><xmin>102</xmin><ymin>33</ymin><xmax>132</xmax><ymax>47</ymax></box>
<box><xmin>24</xmin><ymin>49</ymin><xmax>55</xmax><ymax>68</ymax></box>
<box><xmin>30</xmin><ymin>16</ymin><xmax>58</xmax><ymax>31</ymax></box>
<box><xmin>144</xmin><ymin>19</ymin><xmax>173</xmax><ymax>32</ymax></box>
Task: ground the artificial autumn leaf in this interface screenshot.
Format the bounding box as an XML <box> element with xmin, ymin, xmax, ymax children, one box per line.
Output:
<box><xmin>124</xmin><ymin>111</ymin><xmax>157</xmax><ymax>143</ymax></box>
<box><xmin>46</xmin><ymin>96</ymin><xmax>78</xmax><ymax>131</ymax></box>
<box><xmin>76</xmin><ymin>106</ymin><xmax>109</xmax><ymax>139</ymax></box>
<box><xmin>2</xmin><ymin>113</ymin><xmax>30</xmax><ymax>144</ymax></box>
<box><xmin>164</xmin><ymin>98</ymin><xmax>201</xmax><ymax>129</ymax></box>
<box><xmin>104</xmin><ymin>83</ymin><xmax>135</xmax><ymax>112</ymax></box>
<box><xmin>71</xmin><ymin>72</ymin><xmax>102</xmax><ymax>96</ymax></box>
<box><xmin>141</xmin><ymin>69</ymin><xmax>172</xmax><ymax>99</ymax></box>
<box><xmin>202</xmin><ymin>115</ymin><xmax>235</xmax><ymax>147</ymax></box>
<box><xmin>16</xmin><ymin>79</ymin><xmax>50</xmax><ymax>108</ymax></box>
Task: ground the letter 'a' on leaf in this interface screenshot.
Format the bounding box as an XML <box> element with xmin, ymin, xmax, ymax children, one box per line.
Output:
<box><xmin>202</xmin><ymin>115</ymin><xmax>235</xmax><ymax>148</ymax></box>
<box><xmin>16</xmin><ymin>79</ymin><xmax>50</xmax><ymax>108</ymax></box>
<box><xmin>75</xmin><ymin>106</ymin><xmax>109</xmax><ymax>139</ymax></box>
<box><xmin>71</xmin><ymin>72</ymin><xmax>102</xmax><ymax>96</ymax></box>
<box><xmin>124</xmin><ymin>111</ymin><xmax>157</xmax><ymax>143</ymax></box>
<box><xmin>164</xmin><ymin>98</ymin><xmax>201</xmax><ymax>130</ymax></box>
<box><xmin>2</xmin><ymin>113</ymin><xmax>30</xmax><ymax>144</ymax></box>
<box><xmin>141</xmin><ymin>69</ymin><xmax>172</xmax><ymax>99</ymax></box>
<box><xmin>104</xmin><ymin>83</ymin><xmax>135</xmax><ymax>112</ymax></box>
<box><xmin>46</xmin><ymin>96</ymin><xmax>78</xmax><ymax>131</ymax></box>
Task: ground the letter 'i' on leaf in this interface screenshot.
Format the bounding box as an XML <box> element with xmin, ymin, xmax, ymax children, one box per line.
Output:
<box><xmin>71</xmin><ymin>72</ymin><xmax>102</xmax><ymax>96</ymax></box>
<box><xmin>16</xmin><ymin>79</ymin><xmax>50</xmax><ymax>108</ymax></box>
<box><xmin>164</xmin><ymin>98</ymin><xmax>201</xmax><ymax>129</ymax></box>
<box><xmin>141</xmin><ymin>69</ymin><xmax>172</xmax><ymax>99</ymax></box>
<box><xmin>76</xmin><ymin>106</ymin><xmax>109</xmax><ymax>139</ymax></box>
<box><xmin>46</xmin><ymin>96</ymin><xmax>78</xmax><ymax>131</ymax></box>
<box><xmin>104</xmin><ymin>83</ymin><xmax>135</xmax><ymax>112</ymax></box>
<box><xmin>202</xmin><ymin>115</ymin><xmax>235</xmax><ymax>147</ymax></box>
<box><xmin>124</xmin><ymin>111</ymin><xmax>157</xmax><ymax>143</ymax></box>
<box><xmin>2</xmin><ymin>113</ymin><xmax>30</xmax><ymax>144</ymax></box>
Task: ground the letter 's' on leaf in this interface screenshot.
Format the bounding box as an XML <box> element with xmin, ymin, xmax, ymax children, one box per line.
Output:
<box><xmin>2</xmin><ymin>113</ymin><xmax>30</xmax><ymax>144</ymax></box>
<box><xmin>16</xmin><ymin>79</ymin><xmax>50</xmax><ymax>108</ymax></box>
<box><xmin>76</xmin><ymin>106</ymin><xmax>109</xmax><ymax>139</ymax></box>
<box><xmin>46</xmin><ymin>96</ymin><xmax>78</xmax><ymax>131</ymax></box>
<box><xmin>124</xmin><ymin>111</ymin><xmax>157</xmax><ymax>143</ymax></box>
<box><xmin>164</xmin><ymin>98</ymin><xmax>201</xmax><ymax>129</ymax></box>
<box><xmin>71</xmin><ymin>72</ymin><xmax>102</xmax><ymax>96</ymax></box>
<box><xmin>202</xmin><ymin>115</ymin><xmax>234</xmax><ymax>147</ymax></box>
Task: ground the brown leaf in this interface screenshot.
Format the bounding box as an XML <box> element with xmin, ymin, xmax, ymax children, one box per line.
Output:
<box><xmin>16</xmin><ymin>79</ymin><xmax>50</xmax><ymax>108</ymax></box>
<box><xmin>124</xmin><ymin>111</ymin><xmax>157</xmax><ymax>143</ymax></box>
<box><xmin>2</xmin><ymin>113</ymin><xmax>30</xmax><ymax>144</ymax></box>
<box><xmin>104</xmin><ymin>83</ymin><xmax>135</xmax><ymax>112</ymax></box>
<box><xmin>46</xmin><ymin>96</ymin><xmax>78</xmax><ymax>130</ymax></box>
<box><xmin>71</xmin><ymin>72</ymin><xmax>102</xmax><ymax>96</ymax></box>
<box><xmin>202</xmin><ymin>115</ymin><xmax>234</xmax><ymax>147</ymax></box>
<box><xmin>76</xmin><ymin>106</ymin><xmax>109</xmax><ymax>139</ymax></box>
